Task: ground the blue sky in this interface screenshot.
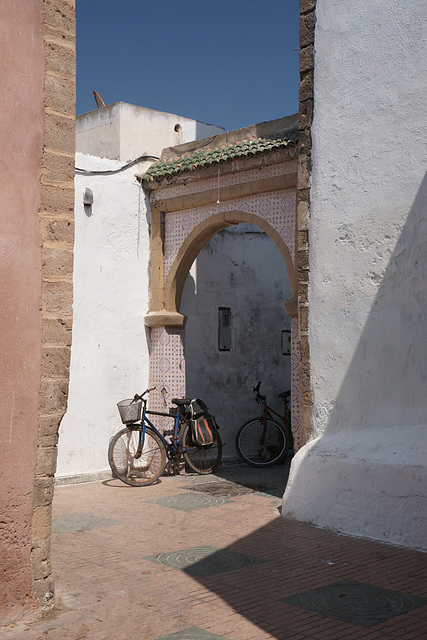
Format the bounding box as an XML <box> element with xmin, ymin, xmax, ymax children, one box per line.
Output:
<box><xmin>76</xmin><ymin>0</ymin><xmax>300</xmax><ymax>132</ymax></box>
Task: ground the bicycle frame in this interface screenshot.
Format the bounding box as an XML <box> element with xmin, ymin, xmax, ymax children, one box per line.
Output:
<box><xmin>254</xmin><ymin>383</ymin><xmax>292</xmax><ymax>449</ymax></box>
<box><xmin>133</xmin><ymin>401</ymin><xmax>189</xmax><ymax>459</ymax></box>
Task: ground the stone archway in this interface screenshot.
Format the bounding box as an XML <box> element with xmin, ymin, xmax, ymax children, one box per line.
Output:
<box><xmin>142</xmin><ymin>127</ymin><xmax>302</xmax><ymax>448</ymax></box>
<box><xmin>164</xmin><ymin>210</ymin><xmax>297</xmax><ymax>316</ymax></box>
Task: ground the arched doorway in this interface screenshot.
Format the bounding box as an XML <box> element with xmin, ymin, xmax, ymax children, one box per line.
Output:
<box><xmin>181</xmin><ymin>221</ymin><xmax>294</xmax><ymax>458</ymax></box>
<box><xmin>142</xmin><ymin>128</ymin><xmax>301</xmax><ymax>448</ymax></box>
<box><xmin>163</xmin><ymin>209</ymin><xmax>296</xmax><ymax>313</ymax></box>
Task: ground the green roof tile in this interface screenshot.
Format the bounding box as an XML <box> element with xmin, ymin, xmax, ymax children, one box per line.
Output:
<box><xmin>142</xmin><ymin>132</ymin><xmax>298</xmax><ymax>182</ymax></box>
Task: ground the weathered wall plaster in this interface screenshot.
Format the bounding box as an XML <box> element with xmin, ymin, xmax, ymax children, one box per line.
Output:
<box><xmin>1</xmin><ymin>0</ymin><xmax>76</xmax><ymax>622</ymax></box>
<box><xmin>76</xmin><ymin>102</ymin><xmax>224</xmax><ymax>162</ymax></box>
<box><xmin>283</xmin><ymin>0</ymin><xmax>427</xmax><ymax>549</ymax></box>
<box><xmin>58</xmin><ymin>106</ymin><xmax>224</xmax><ymax>481</ymax></box>
<box><xmin>56</xmin><ymin>153</ymin><xmax>151</xmax><ymax>480</ymax></box>
<box><xmin>60</xmin><ymin>159</ymin><xmax>296</xmax><ymax>477</ymax></box>
<box><xmin>285</xmin><ymin>424</ymin><xmax>427</xmax><ymax>549</ymax></box>
<box><xmin>181</xmin><ymin>226</ymin><xmax>292</xmax><ymax>459</ymax></box>
<box><xmin>0</xmin><ymin>1</ymin><xmax>45</xmax><ymax>623</ymax></box>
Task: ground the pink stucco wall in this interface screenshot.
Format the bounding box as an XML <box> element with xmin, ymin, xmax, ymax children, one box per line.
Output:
<box><xmin>0</xmin><ymin>1</ymin><xmax>45</xmax><ymax>623</ymax></box>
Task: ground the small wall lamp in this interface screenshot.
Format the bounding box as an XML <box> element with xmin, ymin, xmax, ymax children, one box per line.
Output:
<box><xmin>83</xmin><ymin>187</ymin><xmax>94</xmax><ymax>205</ymax></box>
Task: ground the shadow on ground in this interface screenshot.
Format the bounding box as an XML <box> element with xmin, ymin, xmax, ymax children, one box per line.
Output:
<box><xmin>211</xmin><ymin>457</ymin><xmax>292</xmax><ymax>499</ymax></box>
<box><xmin>175</xmin><ymin>515</ymin><xmax>427</xmax><ymax>639</ymax></box>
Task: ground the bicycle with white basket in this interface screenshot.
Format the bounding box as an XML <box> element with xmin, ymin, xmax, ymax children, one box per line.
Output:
<box><xmin>108</xmin><ymin>387</ymin><xmax>222</xmax><ymax>486</ymax></box>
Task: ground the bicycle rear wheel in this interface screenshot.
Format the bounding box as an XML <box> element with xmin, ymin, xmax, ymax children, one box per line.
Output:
<box><xmin>108</xmin><ymin>426</ymin><xmax>166</xmax><ymax>486</ymax></box>
<box><xmin>181</xmin><ymin>423</ymin><xmax>222</xmax><ymax>474</ymax></box>
<box><xmin>235</xmin><ymin>418</ymin><xmax>287</xmax><ymax>467</ymax></box>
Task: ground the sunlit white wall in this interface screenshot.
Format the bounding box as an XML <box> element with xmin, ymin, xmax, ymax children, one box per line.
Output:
<box><xmin>283</xmin><ymin>0</ymin><xmax>427</xmax><ymax>549</ymax></box>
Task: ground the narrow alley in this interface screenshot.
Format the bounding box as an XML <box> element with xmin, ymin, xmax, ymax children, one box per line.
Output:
<box><xmin>3</xmin><ymin>465</ymin><xmax>427</xmax><ymax>640</ymax></box>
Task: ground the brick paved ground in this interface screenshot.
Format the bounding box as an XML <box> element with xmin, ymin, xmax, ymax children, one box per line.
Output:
<box><xmin>2</xmin><ymin>464</ymin><xmax>427</xmax><ymax>640</ymax></box>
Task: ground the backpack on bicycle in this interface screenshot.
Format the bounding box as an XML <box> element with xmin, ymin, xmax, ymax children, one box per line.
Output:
<box><xmin>189</xmin><ymin>399</ymin><xmax>218</xmax><ymax>447</ymax></box>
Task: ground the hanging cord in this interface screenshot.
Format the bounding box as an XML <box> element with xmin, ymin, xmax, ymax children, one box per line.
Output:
<box><xmin>75</xmin><ymin>154</ymin><xmax>159</xmax><ymax>175</ymax></box>
<box><xmin>217</xmin><ymin>163</ymin><xmax>220</xmax><ymax>204</ymax></box>
<box><xmin>137</xmin><ymin>178</ymin><xmax>142</xmax><ymax>258</ymax></box>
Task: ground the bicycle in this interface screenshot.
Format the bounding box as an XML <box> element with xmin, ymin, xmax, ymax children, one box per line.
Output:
<box><xmin>235</xmin><ymin>381</ymin><xmax>293</xmax><ymax>467</ymax></box>
<box><xmin>108</xmin><ymin>387</ymin><xmax>222</xmax><ymax>486</ymax></box>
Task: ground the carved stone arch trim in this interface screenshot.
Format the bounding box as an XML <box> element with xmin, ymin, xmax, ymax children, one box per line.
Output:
<box><xmin>164</xmin><ymin>210</ymin><xmax>297</xmax><ymax>314</ymax></box>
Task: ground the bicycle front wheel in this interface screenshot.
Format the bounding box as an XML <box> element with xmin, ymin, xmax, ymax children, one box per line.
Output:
<box><xmin>108</xmin><ymin>426</ymin><xmax>166</xmax><ymax>486</ymax></box>
<box><xmin>235</xmin><ymin>418</ymin><xmax>287</xmax><ymax>467</ymax></box>
<box><xmin>181</xmin><ymin>423</ymin><xmax>222</xmax><ymax>474</ymax></box>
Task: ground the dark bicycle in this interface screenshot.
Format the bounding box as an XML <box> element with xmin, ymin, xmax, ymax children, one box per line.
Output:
<box><xmin>108</xmin><ymin>387</ymin><xmax>222</xmax><ymax>486</ymax></box>
<box><xmin>235</xmin><ymin>381</ymin><xmax>293</xmax><ymax>467</ymax></box>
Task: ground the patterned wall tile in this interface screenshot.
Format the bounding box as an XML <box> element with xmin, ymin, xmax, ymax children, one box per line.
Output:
<box><xmin>149</xmin><ymin>326</ymin><xmax>186</xmax><ymax>422</ymax></box>
<box><xmin>291</xmin><ymin>317</ymin><xmax>301</xmax><ymax>450</ymax></box>
<box><xmin>163</xmin><ymin>189</ymin><xmax>296</xmax><ymax>283</ymax></box>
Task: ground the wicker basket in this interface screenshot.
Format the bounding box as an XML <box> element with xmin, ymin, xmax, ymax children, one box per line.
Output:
<box><xmin>117</xmin><ymin>398</ymin><xmax>142</xmax><ymax>424</ymax></box>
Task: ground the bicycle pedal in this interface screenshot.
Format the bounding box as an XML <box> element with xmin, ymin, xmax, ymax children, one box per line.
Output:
<box><xmin>163</xmin><ymin>429</ymin><xmax>174</xmax><ymax>436</ymax></box>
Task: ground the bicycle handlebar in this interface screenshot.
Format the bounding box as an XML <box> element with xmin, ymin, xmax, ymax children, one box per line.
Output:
<box><xmin>253</xmin><ymin>381</ymin><xmax>266</xmax><ymax>403</ymax></box>
<box><xmin>133</xmin><ymin>386</ymin><xmax>156</xmax><ymax>402</ymax></box>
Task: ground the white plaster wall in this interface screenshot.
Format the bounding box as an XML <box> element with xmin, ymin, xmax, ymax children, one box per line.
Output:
<box><xmin>283</xmin><ymin>0</ymin><xmax>427</xmax><ymax>548</ymax></box>
<box><xmin>59</xmin><ymin>104</ymin><xmax>223</xmax><ymax>481</ymax></box>
<box><xmin>284</xmin><ymin>425</ymin><xmax>427</xmax><ymax>550</ymax></box>
<box><xmin>309</xmin><ymin>0</ymin><xmax>427</xmax><ymax>435</ymax></box>
<box><xmin>181</xmin><ymin>226</ymin><xmax>292</xmax><ymax>461</ymax></box>
<box><xmin>56</xmin><ymin>153</ymin><xmax>151</xmax><ymax>480</ymax></box>
<box><xmin>77</xmin><ymin>102</ymin><xmax>224</xmax><ymax>162</ymax></box>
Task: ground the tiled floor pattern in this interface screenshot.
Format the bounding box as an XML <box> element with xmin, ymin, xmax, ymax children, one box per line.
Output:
<box><xmin>2</xmin><ymin>464</ymin><xmax>427</xmax><ymax>640</ymax></box>
<box><xmin>282</xmin><ymin>580</ymin><xmax>427</xmax><ymax>627</ymax></box>
<box><xmin>185</xmin><ymin>481</ymin><xmax>256</xmax><ymax>496</ymax></box>
<box><xmin>145</xmin><ymin>545</ymin><xmax>267</xmax><ymax>577</ymax></box>
<box><xmin>146</xmin><ymin>493</ymin><xmax>232</xmax><ymax>511</ymax></box>
<box><xmin>184</xmin><ymin>480</ymin><xmax>284</xmax><ymax>499</ymax></box>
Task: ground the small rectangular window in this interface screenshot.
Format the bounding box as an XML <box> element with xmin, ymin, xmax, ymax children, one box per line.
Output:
<box><xmin>281</xmin><ymin>329</ymin><xmax>291</xmax><ymax>355</ymax></box>
<box><xmin>218</xmin><ymin>307</ymin><xmax>231</xmax><ymax>351</ymax></box>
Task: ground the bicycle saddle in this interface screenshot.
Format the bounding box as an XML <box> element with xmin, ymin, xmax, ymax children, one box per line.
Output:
<box><xmin>171</xmin><ymin>397</ymin><xmax>191</xmax><ymax>406</ymax></box>
<box><xmin>279</xmin><ymin>390</ymin><xmax>291</xmax><ymax>399</ymax></box>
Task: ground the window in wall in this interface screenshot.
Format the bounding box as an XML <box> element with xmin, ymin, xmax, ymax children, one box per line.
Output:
<box><xmin>281</xmin><ymin>329</ymin><xmax>291</xmax><ymax>355</ymax></box>
<box><xmin>218</xmin><ymin>307</ymin><xmax>231</xmax><ymax>351</ymax></box>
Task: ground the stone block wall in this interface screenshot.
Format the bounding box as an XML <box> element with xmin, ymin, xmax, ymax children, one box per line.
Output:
<box><xmin>297</xmin><ymin>0</ymin><xmax>316</xmax><ymax>442</ymax></box>
<box><xmin>31</xmin><ymin>0</ymin><xmax>75</xmax><ymax>611</ymax></box>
